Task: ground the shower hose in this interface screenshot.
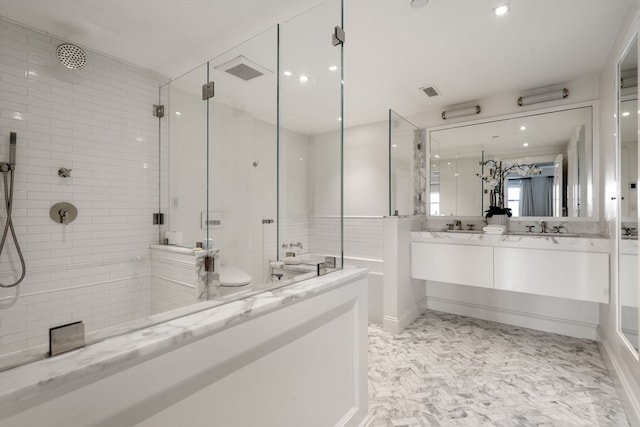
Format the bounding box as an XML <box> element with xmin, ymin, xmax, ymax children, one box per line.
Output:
<box><xmin>0</xmin><ymin>165</ymin><xmax>25</xmax><ymax>288</ymax></box>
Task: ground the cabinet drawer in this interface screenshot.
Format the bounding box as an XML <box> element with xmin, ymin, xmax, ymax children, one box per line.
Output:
<box><xmin>411</xmin><ymin>242</ymin><xmax>493</xmax><ymax>288</ymax></box>
<box><xmin>494</xmin><ymin>247</ymin><xmax>609</xmax><ymax>303</ymax></box>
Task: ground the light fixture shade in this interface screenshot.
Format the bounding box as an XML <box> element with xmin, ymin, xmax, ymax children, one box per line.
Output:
<box><xmin>441</xmin><ymin>105</ymin><xmax>481</xmax><ymax>120</ymax></box>
<box><xmin>517</xmin><ymin>88</ymin><xmax>568</xmax><ymax>106</ymax></box>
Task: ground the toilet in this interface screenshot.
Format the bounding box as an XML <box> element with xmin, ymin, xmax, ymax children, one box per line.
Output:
<box><xmin>218</xmin><ymin>264</ymin><xmax>252</xmax><ymax>296</ymax></box>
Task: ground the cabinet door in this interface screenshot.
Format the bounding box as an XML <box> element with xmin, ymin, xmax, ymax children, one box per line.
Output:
<box><xmin>494</xmin><ymin>247</ymin><xmax>609</xmax><ymax>303</ymax></box>
<box><xmin>411</xmin><ymin>242</ymin><xmax>493</xmax><ymax>288</ymax></box>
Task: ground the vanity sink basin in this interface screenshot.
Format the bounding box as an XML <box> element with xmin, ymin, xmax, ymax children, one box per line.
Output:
<box><xmin>508</xmin><ymin>232</ymin><xmax>581</xmax><ymax>238</ymax></box>
<box><xmin>444</xmin><ymin>229</ymin><xmax>483</xmax><ymax>234</ymax></box>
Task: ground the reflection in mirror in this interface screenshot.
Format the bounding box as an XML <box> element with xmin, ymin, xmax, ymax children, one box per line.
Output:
<box><xmin>389</xmin><ymin>110</ymin><xmax>422</xmax><ymax>216</ymax></box>
<box><xmin>429</xmin><ymin>106</ymin><xmax>593</xmax><ymax>217</ymax></box>
<box><xmin>618</xmin><ymin>36</ymin><xmax>638</xmax><ymax>352</ymax></box>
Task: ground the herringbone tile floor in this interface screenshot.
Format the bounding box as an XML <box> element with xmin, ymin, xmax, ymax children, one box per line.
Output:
<box><xmin>367</xmin><ymin>310</ymin><xmax>629</xmax><ymax>426</ymax></box>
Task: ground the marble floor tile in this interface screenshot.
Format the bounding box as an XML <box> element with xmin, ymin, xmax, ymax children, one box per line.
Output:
<box><xmin>367</xmin><ymin>310</ymin><xmax>629</xmax><ymax>427</ymax></box>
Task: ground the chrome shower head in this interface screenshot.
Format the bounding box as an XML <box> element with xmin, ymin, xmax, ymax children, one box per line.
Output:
<box><xmin>56</xmin><ymin>43</ymin><xmax>87</xmax><ymax>69</ymax></box>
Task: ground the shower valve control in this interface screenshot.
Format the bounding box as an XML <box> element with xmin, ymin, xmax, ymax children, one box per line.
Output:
<box><xmin>50</xmin><ymin>202</ymin><xmax>77</xmax><ymax>225</ymax></box>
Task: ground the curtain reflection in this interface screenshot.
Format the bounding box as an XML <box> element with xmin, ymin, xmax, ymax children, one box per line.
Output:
<box><xmin>509</xmin><ymin>176</ymin><xmax>554</xmax><ymax>216</ymax></box>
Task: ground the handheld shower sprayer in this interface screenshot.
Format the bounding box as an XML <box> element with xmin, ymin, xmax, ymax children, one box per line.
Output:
<box><xmin>9</xmin><ymin>132</ymin><xmax>16</xmax><ymax>168</ymax></box>
<box><xmin>0</xmin><ymin>131</ymin><xmax>25</xmax><ymax>288</ymax></box>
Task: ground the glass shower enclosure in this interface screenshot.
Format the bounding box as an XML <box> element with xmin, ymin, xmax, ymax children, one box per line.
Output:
<box><xmin>159</xmin><ymin>0</ymin><xmax>344</xmax><ymax>300</ymax></box>
<box><xmin>388</xmin><ymin>109</ymin><xmax>425</xmax><ymax>216</ymax></box>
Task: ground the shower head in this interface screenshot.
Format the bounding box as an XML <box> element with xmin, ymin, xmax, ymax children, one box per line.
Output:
<box><xmin>56</xmin><ymin>43</ymin><xmax>87</xmax><ymax>69</ymax></box>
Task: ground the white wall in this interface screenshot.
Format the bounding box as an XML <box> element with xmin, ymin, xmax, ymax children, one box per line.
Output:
<box><xmin>311</xmin><ymin>121</ymin><xmax>388</xmax><ymax>217</ymax></box>
<box><xmin>383</xmin><ymin>216</ymin><xmax>426</xmax><ymax>333</ymax></box>
<box><xmin>0</xmin><ymin>18</ymin><xmax>167</xmax><ymax>358</ymax></box>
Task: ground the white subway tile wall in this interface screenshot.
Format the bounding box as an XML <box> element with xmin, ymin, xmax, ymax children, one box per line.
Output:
<box><xmin>309</xmin><ymin>217</ymin><xmax>384</xmax><ymax>260</ymax></box>
<box><xmin>280</xmin><ymin>215</ymin><xmax>310</xmax><ymax>256</ymax></box>
<box><xmin>149</xmin><ymin>249</ymin><xmax>199</xmax><ymax>314</ymax></box>
<box><xmin>0</xmin><ymin>18</ymin><xmax>169</xmax><ymax>358</ymax></box>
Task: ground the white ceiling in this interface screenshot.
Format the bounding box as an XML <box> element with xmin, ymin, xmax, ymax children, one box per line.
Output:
<box><xmin>0</xmin><ymin>0</ymin><xmax>632</xmax><ymax>133</ymax></box>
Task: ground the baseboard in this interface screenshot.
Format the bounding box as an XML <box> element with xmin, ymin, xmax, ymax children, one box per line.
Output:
<box><xmin>598</xmin><ymin>330</ymin><xmax>640</xmax><ymax>427</ymax></box>
<box><xmin>357</xmin><ymin>414</ymin><xmax>373</xmax><ymax>427</ymax></box>
<box><xmin>335</xmin><ymin>406</ymin><xmax>369</xmax><ymax>427</ymax></box>
<box><xmin>383</xmin><ymin>296</ymin><xmax>428</xmax><ymax>334</ymax></box>
<box><xmin>427</xmin><ymin>296</ymin><xmax>597</xmax><ymax>340</ymax></box>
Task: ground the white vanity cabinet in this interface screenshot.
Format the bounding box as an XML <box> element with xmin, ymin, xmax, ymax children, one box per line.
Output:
<box><xmin>411</xmin><ymin>242</ymin><xmax>493</xmax><ymax>288</ymax></box>
<box><xmin>493</xmin><ymin>247</ymin><xmax>609</xmax><ymax>303</ymax></box>
<box><xmin>410</xmin><ymin>232</ymin><xmax>610</xmax><ymax>304</ymax></box>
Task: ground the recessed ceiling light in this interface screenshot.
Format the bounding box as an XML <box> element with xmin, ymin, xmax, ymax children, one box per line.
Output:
<box><xmin>299</xmin><ymin>157</ymin><xmax>304</xmax><ymax>161</ymax></box>
<box><xmin>299</xmin><ymin>75</ymin><xmax>309</xmax><ymax>83</ymax></box>
<box><xmin>392</xmin><ymin>144</ymin><xmax>397</xmax><ymax>148</ymax></box>
<box><xmin>284</xmin><ymin>71</ymin><xmax>292</xmax><ymax>76</ymax></box>
<box><xmin>520</xmin><ymin>125</ymin><xmax>526</xmax><ymax>131</ymax></box>
<box><xmin>328</xmin><ymin>65</ymin><xmax>338</xmax><ymax>71</ymax></box>
<box><xmin>175</xmin><ymin>111</ymin><xmax>181</xmax><ymax>116</ymax></box>
<box><xmin>493</xmin><ymin>3</ymin><xmax>510</xmax><ymax>16</ymax></box>
<box><xmin>623</xmin><ymin>111</ymin><xmax>631</xmax><ymax>117</ymax></box>
<box><xmin>523</xmin><ymin>142</ymin><xmax>529</xmax><ymax>147</ymax></box>
<box><xmin>434</xmin><ymin>154</ymin><xmax>441</xmax><ymax>158</ymax></box>
<box><xmin>338</xmin><ymin>117</ymin><xmax>342</xmax><ymax>121</ymax></box>
<box><xmin>454</xmin><ymin>173</ymin><xmax>460</xmax><ymax>177</ymax></box>
<box><xmin>447</xmin><ymin>162</ymin><xmax>451</xmax><ymax>165</ymax></box>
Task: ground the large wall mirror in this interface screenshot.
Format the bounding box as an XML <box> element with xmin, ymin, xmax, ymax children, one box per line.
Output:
<box><xmin>618</xmin><ymin>35</ymin><xmax>638</xmax><ymax>352</ymax></box>
<box><xmin>429</xmin><ymin>105</ymin><xmax>594</xmax><ymax>218</ymax></box>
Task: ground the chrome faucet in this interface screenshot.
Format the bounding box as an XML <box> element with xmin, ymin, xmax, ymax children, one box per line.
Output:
<box><xmin>540</xmin><ymin>221</ymin><xmax>547</xmax><ymax>233</ymax></box>
<box><xmin>289</xmin><ymin>242</ymin><xmax>303</xmax><ymax>249</ymax></box>
<box><xmin>454</xmin><ymin>220</ymin><xmax>462</xmax><ymax>230</ymax></box>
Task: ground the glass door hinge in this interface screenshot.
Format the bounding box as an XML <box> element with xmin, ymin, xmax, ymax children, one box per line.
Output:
<box><xmin>153</xmin><ymin>213</ymin><xmax>165</xmax><ymax>225</ymax></box>
<box><xmin>332</xmin><ymin>26</ymin><xmax>345</xmax><ymax>46</ymax></box>
<box><xmin>204</xmin><ymin>256</ymin><xmax>215</xmax><ymax>272</ymax></box>
<box><xmin>202</xmin><ymin>82</ymin><xmax>215</xmax><ymax>100</ymax></box>
<box><xmin>153</xmin><ymin>105</ymin><xmax>165</xmax><ymax>118</ymax></box>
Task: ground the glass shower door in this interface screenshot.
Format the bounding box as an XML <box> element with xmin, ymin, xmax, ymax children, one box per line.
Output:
<box><xmin>207</xmin><ymin>27</ymin><xmax>278</xmax><ymax>289</ymax></box>
<box><xmin>279</xmin><ymin>0</ymin><xmax>344</xmax><ymax>269</ymax></box>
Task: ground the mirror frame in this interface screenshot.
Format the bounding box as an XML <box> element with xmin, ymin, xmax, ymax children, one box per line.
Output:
<box><xmin>426</xmin><ymin>100</ymin><xmax>600</xmax><ymax>221</ymax></box>
<box><xmin>616</xmin><ymin>32</ymin><xmax>640</xmax><ymax>358</ymax></box>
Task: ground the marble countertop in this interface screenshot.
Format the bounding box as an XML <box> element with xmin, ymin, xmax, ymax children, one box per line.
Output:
<box><xmin>411</xmin><ymin>230</ymin><xmax>609</xmax><ymax>253</ymax></box>
<box><xmin>150</xmin><ymin>244</ymin><xmax>218</xmax><ymax>258</ymax></box>
<box><xmin>0</xmin><ymin>267</ymin><xmax>368</xmax><ymax>411</ymax></box>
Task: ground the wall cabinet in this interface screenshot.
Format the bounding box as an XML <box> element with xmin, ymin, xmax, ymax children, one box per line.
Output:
<box><xmin>411</xmin><ymin>241</ymin><xmax>609</xmax><ymax>303</ymax></box>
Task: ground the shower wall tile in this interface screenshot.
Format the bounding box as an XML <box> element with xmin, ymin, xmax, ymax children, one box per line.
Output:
<box><xmin>0</xmin><ymin>17</ymin><xmax>169</xmax><ymax>359</ymax></box>
<box><xmin>309</xmin><ymin>216</ymin><xmax>384</xmax><ymax>260</ymax></box>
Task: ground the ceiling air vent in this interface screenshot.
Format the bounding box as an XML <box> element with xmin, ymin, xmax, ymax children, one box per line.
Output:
<box><xmin>214</xmin><ymin>55</ymin><xmax>272</xmax><ymax>81</ymax></box>
<box><xmin>420</xmin><ymin>85</ymin><xmax>440</xmax><ymax>98</ymax></box>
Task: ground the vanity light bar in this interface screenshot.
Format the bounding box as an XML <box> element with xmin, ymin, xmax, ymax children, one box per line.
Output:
<box><xmin>517</xmin><ymin>88</ymin><xmax>568</xmax><ymax>106</ymax></box>
<box><xmin>441</xmin><ymin>105</ymin><xmax>481</xmax><ymax>120</ymax></box>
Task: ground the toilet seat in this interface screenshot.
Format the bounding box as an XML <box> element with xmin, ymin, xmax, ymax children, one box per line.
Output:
<box><xmin>219</xmin><ymin>265</ymin><xmax>252</xmax><ymax>287</ymax></box>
